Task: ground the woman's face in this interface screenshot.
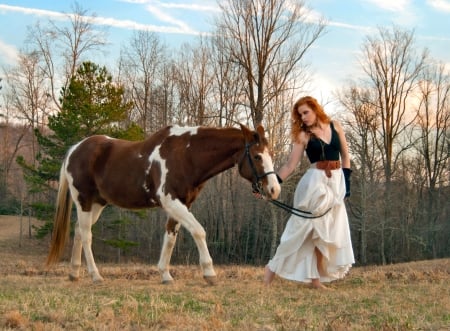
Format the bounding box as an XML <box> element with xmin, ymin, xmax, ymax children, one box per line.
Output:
<box><xmin>297</xmin><ymin>104</ymin><xmax>317</xmax><ymax>127</ymax></box>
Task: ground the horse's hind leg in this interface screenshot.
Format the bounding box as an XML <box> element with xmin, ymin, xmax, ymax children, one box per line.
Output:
<box><xmin>70</xmin><ymin>202</ymin><xmax>104</xmax><ymax>282</ymax></box>
<box><xmin>69</xmin><ymin>219</ymin><xmax>83</xmax><ymax>281</ymax></box>
<box><xmin>158</xmin><ymin>217</ymin><xmax>180</xmax><ymax>284</ymax></box>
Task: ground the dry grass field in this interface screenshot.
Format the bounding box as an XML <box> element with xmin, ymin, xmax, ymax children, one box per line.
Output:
<box><xmin>1</xmin><ymin>215</ymin><xmax>449</xmax><ymax>331</ymax></box>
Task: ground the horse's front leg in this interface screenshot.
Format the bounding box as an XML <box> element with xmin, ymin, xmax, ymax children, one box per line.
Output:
<box><xmin>157</xmin><ymin>217</ymin><xmax>180</xmax><ymax>284</ymax></box>
<box><xmin>162</xmin><ymin>199</ymin><xmax>217</xmax><ymax>285</ymax></box>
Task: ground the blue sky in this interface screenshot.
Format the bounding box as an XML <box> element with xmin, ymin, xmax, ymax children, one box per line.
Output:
<box><xmin>1</xmin><ymin>0</ymin><xmax>449</xmax><ymax>104</ymax></box>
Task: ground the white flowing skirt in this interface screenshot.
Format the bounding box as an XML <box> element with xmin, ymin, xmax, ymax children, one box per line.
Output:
<box><xmin>267</xmin><ymin>166</ymin><xmax>355</xmax><ymax>283</ymax></box>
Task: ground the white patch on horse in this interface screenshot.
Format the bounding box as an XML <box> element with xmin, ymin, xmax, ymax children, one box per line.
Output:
<box><xmin>261</xmin><ymin>147</ymin><xmax>274</xmax><ymax>175</ymax></box>
<box><xmin>142</xmin><ymin>147</ymin><xmax>158</xmax><ymax>193</ymax></box>
<box><xmin>260</xmin><ymin>146</ymin><xmax>281</xmax><ymax>198</ymax></box>
<box><xmin>145</xmin><ymin>140</ymin><xmax>187</xmax><ymax>218</ymax></box>
<box><xmin>169</xmin><ymin>125</ymin><xmax>198</xmax><ymax>137</ymax></box>
<box><xmin>65</xmin><ymin>140</ymin><xmax>84</xmax><ymax>183</ymax></box>
<box><xmin>68</xmin><ymin>139</ymin><xmax>84</xmax><ymax>156</ymax></box>
<box><xmin>147</xmin><ymin>144</ymin><xmax>169</xmax><ymax>197</ymax></box>
<box><xmin>64</xmin><ymin>159</ymin><xmax>82</xmax><ymax>212</ymax></box>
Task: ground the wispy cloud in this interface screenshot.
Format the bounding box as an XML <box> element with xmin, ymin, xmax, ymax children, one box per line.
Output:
<box><xmin>0</xmin><ymin>39</ymin><xmax>19</xmax><ymax>66</ymax></box>
<box><xmin>0</xmin><ymin>4</ymin><xmax>66</xmax><ymax>20</ymax></box>
<box><xmin>363</xmin><ymin>0</ymin><xmax>418</xmax><ymax>27</ymax></box>
<box><xmin>0</xmin><ymin>3</ymin><xmax>202</xmax><ymax>35</ymax></box>
<box><xmin>427</xmin><ymin>0</ymin><xmax>450</xmax><ymax>12</ymax></box>
<box><xmin>327</xmin><ymin>20</ymin><xmax>374</xmax><ymax>34</ymax></box>
<box><xmin>364</xmin><ymin>0</ymin><xmax>411</xmax><ymax>12</ymax></box>
<box><xmin>145</xmin><ymin>4</ymin><xmax>194</xmax><ymax>33</ymax></box>
<box><xmin>157</xmin><ymin>2</ymin><xmax>220</xmax><ymax>12</ymax></box>
<box><xmin>120</xmin><ymin>0</ymin><xmax>218</xmax><ymax>34</ymax></box>
<box><xmin>120</xmin><ymin>0</ymin><xmax>220</xmax><ymax>13</ymax></box>
<box><xmin>94</xmin><ymin>16</ymin><xmax>199</xmax><ymax>34</ymax></box>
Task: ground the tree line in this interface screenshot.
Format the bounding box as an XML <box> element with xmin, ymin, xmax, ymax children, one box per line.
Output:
<box><xmin>0</xmin><ymin>1</ymin><xmax>448</xmax><ymax>266</ymax></box>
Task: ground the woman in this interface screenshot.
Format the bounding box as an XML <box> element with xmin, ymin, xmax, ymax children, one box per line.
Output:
<box><xmin>264</xmin><ymin>96</ymin><xmax>354</xmax><ymax>289</ymax></box>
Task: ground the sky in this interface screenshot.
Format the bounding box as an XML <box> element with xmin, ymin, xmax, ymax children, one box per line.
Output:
<box><xmin>0</xmin><ymin>0</ymin><xmax>450</xmax><ymax>108</ymax></box>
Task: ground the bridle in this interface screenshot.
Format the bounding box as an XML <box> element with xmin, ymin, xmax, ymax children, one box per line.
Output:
<box><xmin>240</xmin><ymin>141</ymin><xmax>331</xmax><ymax>220</ymax></box>
<box><xmin>238</xmin><ymin>141</ymin><xmax>276</xmax><ymax>190</ymax></box>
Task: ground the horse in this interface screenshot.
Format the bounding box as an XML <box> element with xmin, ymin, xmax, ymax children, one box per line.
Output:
<box><xmin>46</xmin><ymin>124</ymin><xmax>281</xmax><ymax>284</ymax></box>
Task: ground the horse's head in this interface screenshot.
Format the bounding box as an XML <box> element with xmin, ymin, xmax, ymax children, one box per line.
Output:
<box><xmin>238</xmin><ymin>124</ymin><xmax>281</xmax><ymax>200</ymax></box>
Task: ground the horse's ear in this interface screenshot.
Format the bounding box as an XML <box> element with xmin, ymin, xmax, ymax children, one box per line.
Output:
<box><xmin>239</xmin><ymin>124</ymin><xmax>253</xmax><ymax>142</ymax></box>
<box><xmin>256</xmin><ymin>125</ymin><xmax>265</xmax><ymax>139</ymax></box>
<box><xmin>240</xmin><ymin>124</ymin><xmax>263</xmax><ymax>143</ymax></box>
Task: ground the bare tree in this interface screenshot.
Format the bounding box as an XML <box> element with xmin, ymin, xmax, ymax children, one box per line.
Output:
<box><xmin>153</xmin><ymin>62</ymin><xmax>177</xmax><ymax>129</ymax></box>
<box><xmin>2</xmin><ymin>51</ymin><xmax>51</xmax><ymax>160</ymax></box>
<box><xmin>118</xmin><ymin>30</ymin><xmax>168</xmax><ymax>133</ymax></box>
<box><xmin>174</xmin><ymin>39</ymin><xmax>215</xmax><ymax>126</ymax></box>
<box><xmin>415</xmin><ymin>60</ymin><xmax>450</xmax><ymax>258</ymax></box>
<box><xmin>359</xmin><ymin>25</ymin><xmax>428</xmax><ymax>264</ymax></box>
<box><xmin>215</xmin><ymin>0</ymin><xmax>325</xmax><ymax>127</ymax></box>
<box><xmin>25</xmin><ymin>2</ymin><xmax>108</xmax><ymax>109</ymax></box>
<box><xmin>337</xmin><ymin>86</ymin><xmax>383</xmax><ymax>264</ymax></box>
<box><xmin>209</xmin><ymin>33</ymin><xmax>246</xmax><ymax>127</ymax></box>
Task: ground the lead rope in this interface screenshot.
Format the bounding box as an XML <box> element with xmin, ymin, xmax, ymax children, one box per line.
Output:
<box><xmin>253</xmin><ymin>182</ymin><xmax>331</xmax><ymax>219</ymax></box>
<box><xmin>267</xmin><ymin>198</ymin><xmax>332</xmax><ymax>219</ymax></box>
<box><xmin>248</xmin><ymin>136</ymin><xmax>332</xmax><ymax>219</ymax></box>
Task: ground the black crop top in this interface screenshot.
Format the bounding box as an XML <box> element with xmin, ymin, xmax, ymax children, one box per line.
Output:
<box><xmin>306</xmin><ymin>122</ymin><xmax>341</xmax><ymax>163</ymax></box>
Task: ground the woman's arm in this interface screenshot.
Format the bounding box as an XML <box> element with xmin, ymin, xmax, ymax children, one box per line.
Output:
<box><xmin>277</xmin><ymin>133</ymin><xmax>307</xmax><ymax>181</ymax></box>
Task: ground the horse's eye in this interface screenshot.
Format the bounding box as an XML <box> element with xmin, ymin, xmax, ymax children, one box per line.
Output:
<box><xmin>254</xmin><ymin>154</ymin><xmax>262</xmax><ymax>161</ymax></box>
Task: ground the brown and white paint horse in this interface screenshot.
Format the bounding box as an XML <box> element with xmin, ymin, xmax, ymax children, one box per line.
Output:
<box><xmin>46</xmin><ymin>124</ymin><xmax>280</xmax><ymax>284</ymax></box>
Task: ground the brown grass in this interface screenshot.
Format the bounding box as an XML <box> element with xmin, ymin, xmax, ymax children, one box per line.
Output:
<box><xmin>1</xmin><ymin>215</ymin><xmax>449</xmax><ymax>330</ymax></box>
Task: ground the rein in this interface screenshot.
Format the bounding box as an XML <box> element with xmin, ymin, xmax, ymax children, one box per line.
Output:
<box><xmin>252</xmin><ymin>180</ymin><xmax>331</xmax><ymax>219</ymax></box>
<box><xmin>240</xmin><ymin>141</ymin><xmax>331</xmax><ymax>219</ymax></box>
<box><xmin>267</xmin><ymin>198</ymin><xmax>331</xmax><ymax>219</ymax></box>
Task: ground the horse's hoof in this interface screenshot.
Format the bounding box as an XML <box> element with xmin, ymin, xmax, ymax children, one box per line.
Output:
<box><xmin>161</xmin><ymin>279</ymin><xmax>174</xmax><ymax>285</ymax></box>
<box><xmin>93</xmin><ymin>276</ymin><xmax>104</xmax><ymax>283</ymax></box>
<box><xmin>68</xmin><ymin>274</ymin><xmax>79</xmax><ymax>282</ymax></box>
<box><xmin>203</xmin><ymin>275</ymin><xmax>217</xmax><ymax>285</ymax></box>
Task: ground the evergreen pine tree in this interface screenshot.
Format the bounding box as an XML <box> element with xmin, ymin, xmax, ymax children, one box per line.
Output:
<box><xmin>17</xmin><ymin>61</ymin><xmax>144</xmax><ymax>238</ymax></box>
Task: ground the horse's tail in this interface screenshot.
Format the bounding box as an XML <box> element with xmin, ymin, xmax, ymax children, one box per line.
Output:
<box><xmin>46</xmin><ymin>160</ymin><xmax>73</xmax><ymax>266</ymax></box>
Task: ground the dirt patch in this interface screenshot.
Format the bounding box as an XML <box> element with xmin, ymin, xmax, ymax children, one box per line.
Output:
<box><xmin>0</xmin><ymin>215</ymin><xmax>49</xmax><ymax>269</ymax></box>
<box><xmin>0</xmin><ymin>215</ymin><xmax>39</xmax><ymax>240</ymax></box>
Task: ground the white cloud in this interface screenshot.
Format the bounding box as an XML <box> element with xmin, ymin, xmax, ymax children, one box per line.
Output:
<box><xmin>158</xmin><ymin>2</ymin><xmax>220</xmax><ymax>12</ymax></box>
<box><xmin>0</xmin><ymin>39</ymin><xmax>19</xmax><ymax>65</ymax></box>
<box><xmin>0</xmin><ymin>4</ymin><xmax>66</xmax><ymax>20</ymax></box>
<box><xmin>327</xmin><ymin>21</ymin><xmax>374</xmax><ymax>33</ymax></box>
<box><xmin>0</xmin><ymin>3</ymin><xmax>201</xmax><ymax>35</ymax></box>
<box><xmin>93</xmin><ymin>16</ymin><xmax>197</xmax><ymax>34</ymax></box>
<box><xmin>364</xmin><ymin>0</ymin><xmax>411</xmax><ymax>12</ymax></box>
<box><xmin>427</xmin><ymin>0</ymin><xmax>450</xmax><ymax>12</ymax></box>
<box><xmin>119</xmin><ymin>0</ymin><xmax>220</xmax><ymax>12</ymax></box>
<box><xmin>363</xmin><ymin>0</ymin><xmax>419</xmax><ymax>26</ymax></box>
<box><xmin>145</xmin><ymin>4</ymin><xmax>194</xmax><ymax>33</ymax></box>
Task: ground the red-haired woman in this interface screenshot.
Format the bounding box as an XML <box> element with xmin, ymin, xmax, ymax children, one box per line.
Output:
<box><xmin>264</xmin><ymin>96</ymin><xmax>354</xmax><ymax>289</ymax></box>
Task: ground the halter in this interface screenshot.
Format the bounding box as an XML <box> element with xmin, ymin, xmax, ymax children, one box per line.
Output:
<box><xmin>239</xmin><ymin>141</ymin><xmax>276</xmax><ymax>189</ymax></box>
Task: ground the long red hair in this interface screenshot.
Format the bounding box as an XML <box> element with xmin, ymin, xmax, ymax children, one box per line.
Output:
<box><xmin>291</xmin><ymin>96</ymin><xmax>330</xmax><ymax>143</ymax></box>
